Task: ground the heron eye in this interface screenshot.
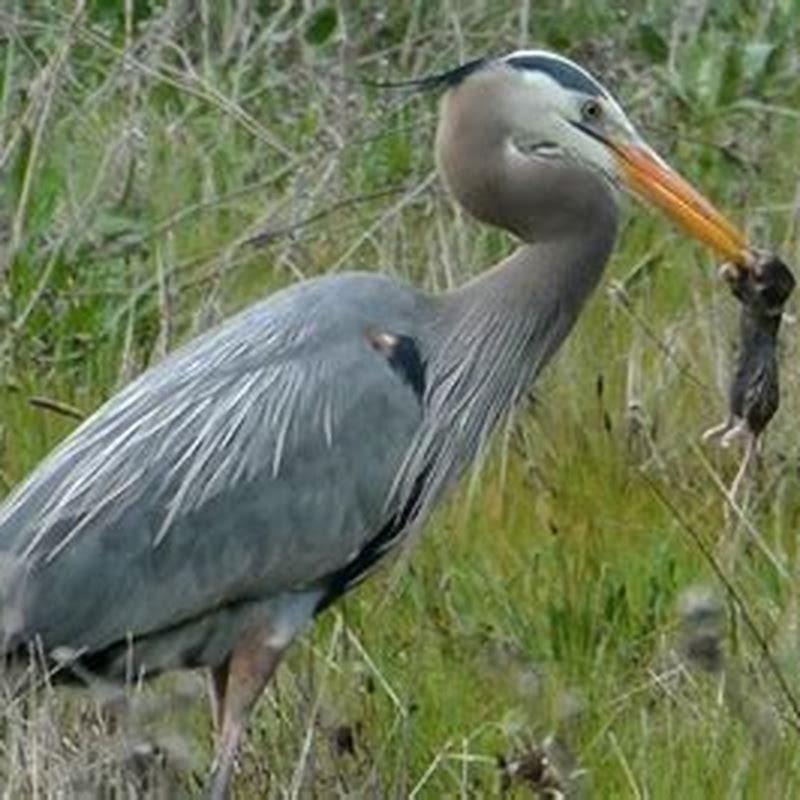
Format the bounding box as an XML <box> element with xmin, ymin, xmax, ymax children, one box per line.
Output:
<box><xmin>581</xmin><ymin>99</ymin><xmax>603</xmax><ymax>122</ymax></box>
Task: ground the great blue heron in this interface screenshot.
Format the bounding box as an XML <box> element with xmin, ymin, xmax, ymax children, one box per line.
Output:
<box><xmin>0</xmin><ymin>51</ymin><xmax>752</xmax><ymax>797</ymax></box>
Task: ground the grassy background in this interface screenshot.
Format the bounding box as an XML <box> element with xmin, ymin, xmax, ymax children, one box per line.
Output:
<box><xmin>2</xmin><ymin>0</ymin><xmax>800</xmax><ymax>796</ymax></box>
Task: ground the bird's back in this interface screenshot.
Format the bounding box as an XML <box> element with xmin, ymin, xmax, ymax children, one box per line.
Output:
<box><xmin>0</xmin><ymin>273</ymin><xmax>432</xmax><ymax>675</ymax></box>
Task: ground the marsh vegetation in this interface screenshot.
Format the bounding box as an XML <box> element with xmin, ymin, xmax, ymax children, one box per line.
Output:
<box><xmin>1</xmin><ymin>1</ymin><xmax>800</xmax><ymax>796</ymax></box>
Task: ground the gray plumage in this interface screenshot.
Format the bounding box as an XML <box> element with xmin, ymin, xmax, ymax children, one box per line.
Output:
<box><xmin>1</xmin><ymin>274</ymin><xmax>427</xmax><ymax>671</ymax></box>
<box><xmin>0</xmin><ymin>192</ymin><xmax>614</xmax><ymax>677</ymax></box>
<box><xmin>0</xmin><ymin>58</ymin><xmax>617</xmax><ymax>682</ymax></box>
<box><xmin>0</xmin><ymin>50</ymin><xmax>744</xmax><ymax>798</ymax></box>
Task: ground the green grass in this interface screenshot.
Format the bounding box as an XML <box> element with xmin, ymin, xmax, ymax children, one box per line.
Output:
<box><xmin>2</xmin><ymin>0</ymin><xmax>800</xmax><ymax>796</ymax></box>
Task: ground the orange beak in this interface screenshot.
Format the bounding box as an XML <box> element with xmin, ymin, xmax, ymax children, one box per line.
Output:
<box><xmin>612</xmin><ymin>141</ymin><xmax>752</xmax><ymax>268</ymax></box>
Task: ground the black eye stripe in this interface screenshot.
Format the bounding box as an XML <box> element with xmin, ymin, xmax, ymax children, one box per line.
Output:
<box><xmin>505</xmin><ymin>54</ymin><xmax>607</xmax><ymax>98</ymax></box>
<box><xmin>370</xmin><ymin>52</ymin><xmax>610</xmax><ymax>99</ymax></box>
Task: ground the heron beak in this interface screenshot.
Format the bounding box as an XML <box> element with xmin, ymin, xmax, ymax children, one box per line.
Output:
<box><xmin>612</xmin><ymin>140</ymin><xmax>752</xmax><ymax>267</ymax></box>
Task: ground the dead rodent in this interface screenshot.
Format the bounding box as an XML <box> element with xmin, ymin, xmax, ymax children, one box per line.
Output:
<box><xmin>704</xmin><ymin>254</ymin><xmax>795</xmax><ymax>445</ymax></box>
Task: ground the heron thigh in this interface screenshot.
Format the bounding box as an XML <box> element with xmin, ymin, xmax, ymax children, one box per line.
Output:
<box><xmin>208</xmin><ymin>632</ymin><xmax>284</xmax><ymax>800</ymax></box>
<box><xmin>208</xmin><ymin>660</ymin><xmax>229</xmax><ymax>733</ymax></box>
<box><xmin>207</xmin><ymin>591</ymin><xmax>321</xmax><ymax>799</ymax></box>
<box><xmin>78</xmin><ymin>590</ymin><xmax>322</xmax><ymax>683</ymax></box>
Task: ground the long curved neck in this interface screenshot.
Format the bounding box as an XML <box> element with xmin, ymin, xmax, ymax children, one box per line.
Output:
<box><xmin>434</xmin><ymin>74</ymin><xmax>618</xmax><ymax>368</ymax></box>
<box><xmin>395</xmin><ymin>81</ymin><xmax>619</xmax><ymax>513</ymax></box>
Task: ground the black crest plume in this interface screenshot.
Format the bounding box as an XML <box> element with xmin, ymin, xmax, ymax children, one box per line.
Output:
<box><xmin>363</xmin><ymin>57</ymin><xmax>488</xmax><ymax>92</ymax></box>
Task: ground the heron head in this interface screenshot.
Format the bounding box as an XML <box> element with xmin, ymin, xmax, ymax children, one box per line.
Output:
<box><xmin>444</xmin><ymin>51</ymin><xmax>751</xmax><ymax>266</ymax></box>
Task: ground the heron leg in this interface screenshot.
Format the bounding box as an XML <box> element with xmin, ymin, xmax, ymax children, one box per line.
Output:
<box><xmin>207</xmin><ymin>627</ymin><xmax>286</xmax><ymax>800</ymax></box>
<box><xmin>207</xmin><ymin>660</ymin><xmax>230</xmax><ymax>735</ymax></box>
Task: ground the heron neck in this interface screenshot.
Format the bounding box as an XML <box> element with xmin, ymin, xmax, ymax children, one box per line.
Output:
<box><xmin>393</xmin><ymin>75</ymin><xmax>619</xmax><ymax>519</ymax></box>
<box><xmin>437</xmin><ymin>202</ymin><xmax>617</xmax><ymax>390</ymax></box>
<box><xmin>437</xmin><ymin>105</ymin><xmax>619</xmax><ymax>343</ymax></box>
<box><xmin>397</xmin><ymin>224</ymin><xmax>616</xmax><ymax>522</ymax></box>
<box><xmin>435</xmin><ymin>92</ymin><xmax>619</xmax><ymax>378</ymax></box>
<box><xmin>415</xmin><ymin>169</ymin><xmax>616</xmax><ymax>495</ymax></box>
